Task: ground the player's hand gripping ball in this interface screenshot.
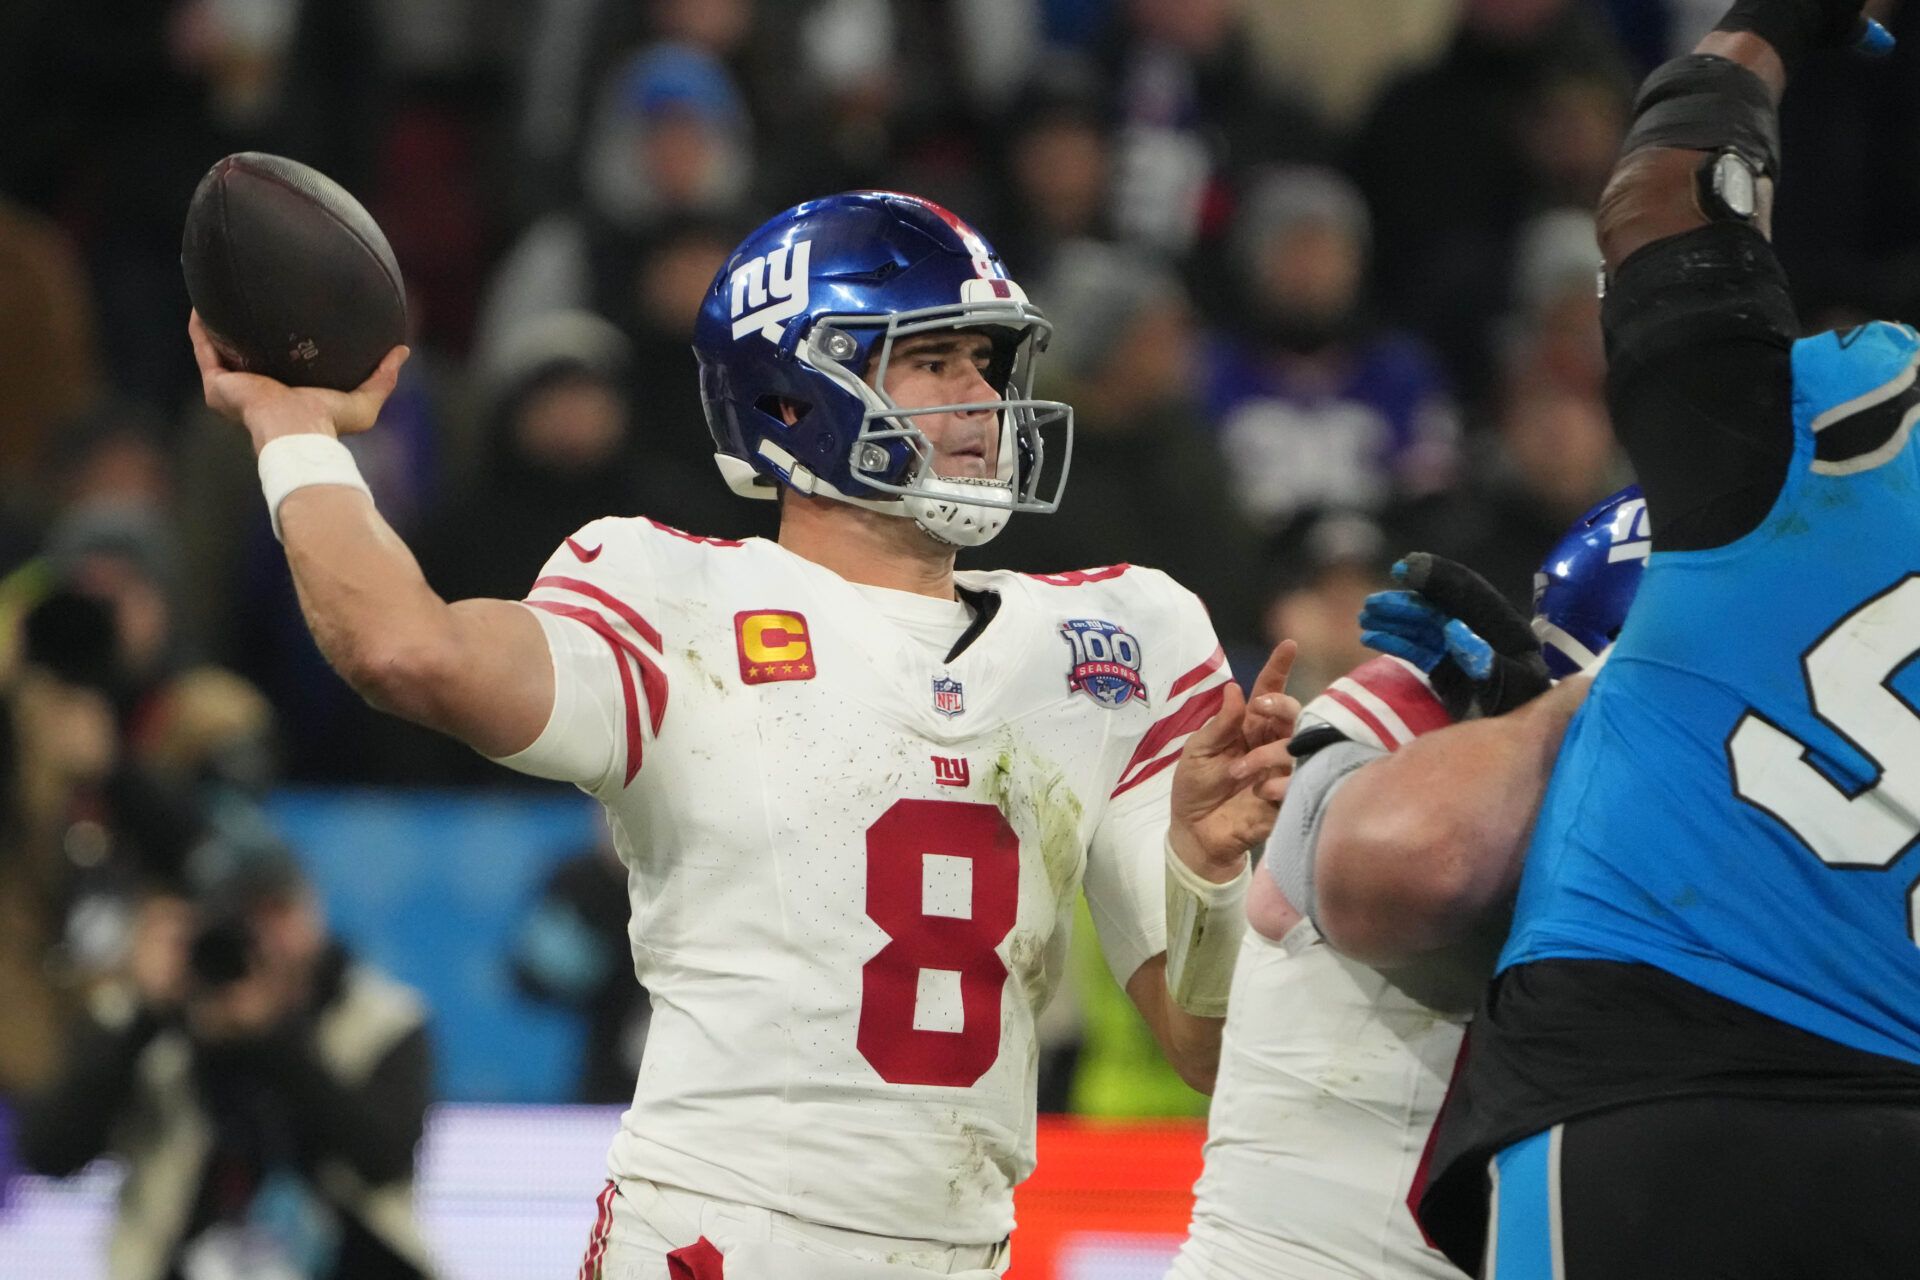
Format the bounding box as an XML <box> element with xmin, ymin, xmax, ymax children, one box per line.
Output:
<box><xmin>181</xmin><ymin>152</ymin><xmax>407</xmax><ymax>391</ymax></box>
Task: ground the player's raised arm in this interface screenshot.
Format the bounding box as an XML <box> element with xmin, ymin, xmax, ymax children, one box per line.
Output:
<box><xmin>190</xmin><ymin>312</ymin><xmax>556</xmax><ymax>761</ymax></box>
<box><xmin>1594</xmin><ymin>0</ymin><xmax>1889</xmax><ymax>553</ymax></box>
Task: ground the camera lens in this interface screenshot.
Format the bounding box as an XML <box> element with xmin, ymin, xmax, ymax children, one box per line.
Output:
<box><xmin>188</xmin><ymin>916</ymin><xmax>254</xmax><ymax>987</ymax></box>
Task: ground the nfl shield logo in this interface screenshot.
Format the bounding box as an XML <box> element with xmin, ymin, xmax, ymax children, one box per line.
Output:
<box><xmin>932</xmin><ymin>675</ymin><xmax>966</xmax><ymax>717</ymax></box>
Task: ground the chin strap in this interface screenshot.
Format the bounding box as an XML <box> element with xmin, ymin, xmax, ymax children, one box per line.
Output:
<box><xmin>727</xmin><ymin>437</ymin><xmax>1019</xmax><ymax>546</ymax></box>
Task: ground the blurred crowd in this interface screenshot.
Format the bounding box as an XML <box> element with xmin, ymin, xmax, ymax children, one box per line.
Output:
<box><xmin>2</xmin><ymin>0</ymin><xmax>1917</xmax><ymax>1190</ymax></box>
<box><xmin>5</xmin><ymin>0</ymin><xmax>1919</xmax><ymax>779</ymax></box>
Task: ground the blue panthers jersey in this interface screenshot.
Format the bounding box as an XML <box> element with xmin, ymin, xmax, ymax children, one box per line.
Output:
<box><xmin>1500</xmin><ymin>321</ymin><xmax>1920</xmax><ymax>1066</ymax></box>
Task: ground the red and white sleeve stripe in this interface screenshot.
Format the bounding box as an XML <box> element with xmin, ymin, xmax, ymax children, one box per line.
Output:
<box><xmin>577</xmin><ymin>1180</ymin><xmax>616</xmax><ymax>1280</ymax></box>
<box><xmin>1301</xmin><ymin>654</ymin><xmax>1452</xmax><ymax>753</ymax></box>
<box><xmin>1111</xmin><ymin>645</ymin><xmax>1230</xmax><ymax>799</ymax></box>
<box><xmin>525</xmin><ymin>575</ymin><xmax>668</xmax><ymax>785</ymax></box>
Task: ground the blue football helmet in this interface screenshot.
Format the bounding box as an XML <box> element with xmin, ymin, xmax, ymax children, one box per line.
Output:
<box><xmin>693</xmin><ymin>190</ymin><xmax>1074</xmax><ymax>546</ymax></box>
<box><xmin>1532</xmin><ymin>484</ymin><xmax>1649</xmax><ymax>677</ymax></box>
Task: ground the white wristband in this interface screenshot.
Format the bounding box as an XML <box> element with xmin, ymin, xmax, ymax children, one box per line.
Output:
<box><xmin>258</xmin><ymin>434</ymin><xmax>373</xmax><ymax>542</ymax></box>
<box><xmin>1164</xmin><ymin>836</ymin><xmax>1250</xmax><ymax>1017</ymax></box>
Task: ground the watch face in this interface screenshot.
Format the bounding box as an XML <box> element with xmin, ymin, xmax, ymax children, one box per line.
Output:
<box><xmin>1717</xmin><ymin>154</ymin><xmax>1757</xmax><ymax>218</ymax></box>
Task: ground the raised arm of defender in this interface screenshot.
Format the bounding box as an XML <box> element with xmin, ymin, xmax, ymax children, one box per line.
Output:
<box><xmin>1296</xmin><ymin>0</ymin><xmax>1888</xmax><ymax>971</ymax></box>
<box><xmin>190</xmin><ymin>312</ymin><xmax>555</xmax><ymax>759</ymax></box>
<box><xmin>1597</xmin><ymin>0</ymin><xmax>1887</xmax><ymax>269</ymax></box>
<box><xmin>1594</xmin><ymin>33</ymin><xmax>1783</xmax><ymax>270</ymax></box>
<box><xmin>1590</xmin><ymin>1</ymin><xmax>1886</xmax><ymax>559</ymax></box>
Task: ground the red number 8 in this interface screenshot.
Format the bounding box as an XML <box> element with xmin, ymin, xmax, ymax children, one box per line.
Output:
<box><xmin>858</xmin><ymin>799</ymin><xmax>1020</xmax><ymax>1086</ymax></box>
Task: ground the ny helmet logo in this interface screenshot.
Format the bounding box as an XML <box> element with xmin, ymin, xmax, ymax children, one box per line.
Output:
<box><xmin>730</xmin><ymin>239</ymin><xmax>812</xmax><ymax>342</ymax></box>
<box><xmin>1606</xmin><ymin>496</ymin><xmax>1651</xmax><ymax>563</ymax></box>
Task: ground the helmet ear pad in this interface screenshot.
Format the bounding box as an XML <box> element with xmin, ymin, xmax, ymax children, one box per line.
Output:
<box><xmin>706</xmin><ymin>326</ymin><xmax>912</xmax><ymax>495</ymax></box>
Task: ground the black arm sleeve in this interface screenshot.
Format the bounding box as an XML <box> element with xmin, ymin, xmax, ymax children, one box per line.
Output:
<box><xmin>1602</xmin><ymin>221</ymin><xmax>1800</xmax><ymax>551</ymax></box>
<box><xmin>17</xmin><ymin>1011</ymin><xmax>163</xmax><ymax>1176</ymax></box>
<box><xmin>266</xmin><ymin>1022</ymin><xmax>433</xmax><ymax>1185</ymax></box>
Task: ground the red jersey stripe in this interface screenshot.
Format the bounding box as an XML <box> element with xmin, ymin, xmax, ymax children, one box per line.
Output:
<box><xmin>1346</xmin><ymin>656</ymin><xmax>1452</xmax><ymax>738</ymax></box>
<box><xmin>646</xmin><ymin>518</ymin><xmax>744</xmax><ymax>547</ymax></box>
<box><xmin>1116</xmin><ymin>681</ymin><xmax>1228</xmax><ymax>784</ymax></box>
<box><xmin>528</xmin><ymin>601</ymin><xmax>661</xmax><ymax>784</ymax></box>
<box><xmin>1322</xmin><ymin>686</ymin><xmax>1402</xmax><ymax>752</ymax></box>
<box><xmin>528</xmin><ymin>600</ymin><xmax>669</xmax><ymax>736</ymax></box>
<box><xmin>1023</xmin><ymin>563</ymin><xmax>1132</xmax><ymax>587</ymax></box>
<box><xmin>530</xmin><ymin>602</ymin><xmax>643</xmax><ymax>785</ymax></box>
<box><xmin>532</xmin><ymin>575</ymin><xmax>664</xmax><ymax>651</ymax></box>
<box><xmin>581</xmin><ymin>1180</ymin><xmax>616</xmax><ymax>1280</ymax></box>
<box><xmin>1111</xmin><ymin>748</ymin><xmax>1182</xmax><ymax>799</ymax></box>
<box><xmin>1167</xmin><ymin>645</ymin><xmax>1227</xmax><ymax>701</ymax></box>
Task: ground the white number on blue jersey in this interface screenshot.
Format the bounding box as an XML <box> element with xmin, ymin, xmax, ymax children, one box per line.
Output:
<box><xmin>1729</xmin><ymin>575</ymin><xmax>1920</xmax><ymax>937</ymax></box>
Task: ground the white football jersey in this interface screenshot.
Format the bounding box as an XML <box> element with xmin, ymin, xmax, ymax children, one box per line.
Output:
<box><xmin>1174</xmin><ymin>655</ymin><xmax>1483</xmax><ymax>1280</ymax></box>
<box><xmin>1169</xmin><ymin>923</ymin><xmax>1466</xmax><ymax>1280</ymax></box>
<box><xmin>493</xmin><ymin>516</ymin><xmax>1231</xmax><ymax>1244</ymax></box>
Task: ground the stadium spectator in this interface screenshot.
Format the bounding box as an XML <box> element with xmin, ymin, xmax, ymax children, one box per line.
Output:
<box><xmin>1203</xmin><ymin>167</ymin><xmax>1460</xmax><ymax>556</ymax></box>
<box><xmin>0</xmin><ymin>569</ymin><xmax>278</xmax><ymax>1078</ymax></box>
<box><xmin>0</xmin><ymin>640</ymin><xmax>117</xmax><ymax>1100</ymax></box>
<box><xmin>983</xmin><ymin>239</ymin><xmax>1264</xmax><ymax>651</ymax></box>
<box><xmin>1257</xmin><ymin>512</ymin><xmax>1393</xmax><ymax>704</ymax></box>
<box><xmin>1240</xmin><ymin>0</ymin><xmax>1457</xmax><ymax>132</ymax></box>
<box><xmin>40</xmin><ymin>399</ymin><xmax>176</xmax><ymax>526</ymax></box>
<box><xmin>0</xmin><ymin>198</ymin><xmax>100</xmax><ymax>506</ymax></box>
<box><xmin>1351</xmin><ymin>0</ymin><xmax>1629</xmax><ymax>406</ymax></box>
<box><xmin>1519</xmin><ymin>62</ymin><xmax>1632</xmax><ymax>212</ymax></box>
<box><xmin>1497</xmin><ymin>207</ymin><xmax>1612</xmax><ymax>404</ymax></box>
<box><xmin>476</xmin><ymin>41</ymin><xmax>754</xmax><ymax>365</ymax></box>
<box><xmin>1098</xmin><ymin>0</ymin><xmax>1330</xmax><ymax>260</ymax></box>
<box><xmin>10</xmin><ymin>585</ymin><xmax>204</xmax><ymax>887</ymax></box>
<box><xmin>509</xmin><ymin>825</ymin><xmax>649</xmax><ymax>1105</ymax></box>
<box><xmin>1392</xmin><ymin>387</ymin><xmax>1624</xmax><ymax>614</ymax></box>
<box><xmin>1392</xmin><ymin>207</ymin><xmax>1626</xmax><ymax>608</ymax></box>
<box><xmin>618</xmin><ymin>218</ymin><xmax>764</xmax><ymax>524</ymax></box>
<box><xmin>747</xmin><ymin>0</ymin><xmax>1049</xmax><ymax>213</ymax></box>
<box><xmin>980</xmin><ymin>63</ymin><xmax>1117</xmax><ymax>280</ymax></box>
<box><xmin>419</xmin><ymin>311</ymin><xmax>644</xmax><ymax>606</ymax></box>
<box><xmin>18</xmin><ymin>847</ymin><xmax>438</xmax><ymax>1280</ymax></box>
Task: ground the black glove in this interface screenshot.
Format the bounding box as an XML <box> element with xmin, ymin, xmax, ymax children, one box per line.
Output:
<box><xmin>1360</xmin><ymin>553</ymin><xmax>1552</xmax><ymax>720</ymax></box>
<box><xmin>1714</xmin><ymin>0</ymin><xmax>1893</xmax><ymax>66</ymax></box>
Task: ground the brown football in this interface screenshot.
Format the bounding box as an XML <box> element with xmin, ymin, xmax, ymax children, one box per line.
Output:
<box><xmin>182</xmin><ymin>152</ymin><xmax>407</xmax><ymax>391</ymax></box>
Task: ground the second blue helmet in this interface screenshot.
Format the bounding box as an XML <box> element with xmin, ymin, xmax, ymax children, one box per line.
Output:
<box><xmin>1533</xmin><ymin>484</ymin><xmax>1650</xmax><ymax>678</ymax></box>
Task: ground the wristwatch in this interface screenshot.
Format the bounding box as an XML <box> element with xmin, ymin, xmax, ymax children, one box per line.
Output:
<box><xmin>1697</xmin><ymin>149</ymin><xmax>1760</xmax><ymax>223</ymax></box>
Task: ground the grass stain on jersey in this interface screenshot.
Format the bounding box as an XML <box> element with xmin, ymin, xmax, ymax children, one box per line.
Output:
<box><xmin>986</xmin><ymin>741</ymin><xmax>1084</xmax><ymax>1013</ymax></box>
<box><xmin>1006</xmin><ymin>931</ymin><xmax>1059</xmax><ymax>1014</ymax></box>
<box><xmin>681</xmin><ymin>646</ymin><xmax>728</xmax><ymax>694</ymax></box>
<box><xmin>942</xmin><ymin>1111</ymin><xmax>1002</xmax><ymax>1211</ymax></box>
<box><xmin>985</xmin><ymin>741</ymin><xmax>1085</xmax><ymax>908</ymax></box>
